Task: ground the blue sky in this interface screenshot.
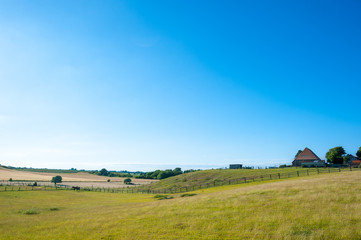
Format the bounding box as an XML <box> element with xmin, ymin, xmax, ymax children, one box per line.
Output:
<box><xmin>0</xmin><ymin>0</ymin><xmax>360</xmax><ymax>171</ymax></box>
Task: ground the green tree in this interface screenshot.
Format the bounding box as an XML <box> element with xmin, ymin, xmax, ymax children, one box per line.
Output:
<box><xmin>99</xmin><ymin>168</ymin><xmax>109</xmax><ymax>176</ymax></box>
<box><xmin>51</xmin><ymin>175</ymin><xmax>62</xmax><ymax>185</ymax></box>
<box><xmin>295</xmin><ymin>150</ymin><xmax>302</xmax><ymax>158</ymax></box>
<box><xmin>343</xmin><ymin>154</ymin><xmax>352</xmax><ymax>164</ymax></box>
<box><xmin>173</xmin><ymin>167</ymin><xmax>183</xmax><ymax>176</ymax></box>
<box><xmin>157</xmin><ymin>171</ymin><xmax>169</xmax><ymax>179</ymax></box>
<box><xmin>357</xmin><ymin>147</ymin><xmax>361</xmax><ymax>159</ymax></box>
<box><xmin>326</xmin><ymin>147</ymin><xmax>346</xmax><ymax>164</ymax></box>
<box><xmin>124</xmin><ymin>178</ymin><xmax>131</xmax><ymax>184</ymax></box>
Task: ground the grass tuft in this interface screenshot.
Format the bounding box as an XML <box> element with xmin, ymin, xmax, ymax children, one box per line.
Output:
<box><xmin>153</xmin><ymin>194</ymin><xmax>173</xmax><ymax>200</ymax></box>
<box><xmin>180</xmin><ymin>193</ymin><xmax>197</xmax><ymax>197</ymax></box>
<box><xmin>19</xmin><ymin>208</ymin><xmax>41</xmax><ymax>215</ymax></box>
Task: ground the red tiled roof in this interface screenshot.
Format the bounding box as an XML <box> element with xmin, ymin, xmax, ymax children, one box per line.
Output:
<box><xmin>295</xmin><ymin>147</ymin><xmax>321</xmax><ymax>161</ymax></box>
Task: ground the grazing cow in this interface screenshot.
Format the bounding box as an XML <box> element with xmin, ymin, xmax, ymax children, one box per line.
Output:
<box><xmin>72</xmin><ymin>186</ymin><xmax>80</xmax><ymax>191</ymax></box>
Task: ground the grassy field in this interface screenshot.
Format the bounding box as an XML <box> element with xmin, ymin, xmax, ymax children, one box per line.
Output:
<box><xmin>138</xmin><ymin>167</ymin><xmax>333</xmax><ymax>191</ymax></box>
<box><xmin>1</xmin><ymin>170</ymin><xmax>361</xmax><ymax>239</ymax></box>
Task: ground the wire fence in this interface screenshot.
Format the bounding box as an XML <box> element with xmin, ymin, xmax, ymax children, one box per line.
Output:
<box><xmin>0</xmin><ymin>167</ymin><xmax>359</xmax><ymax>194</ymax></box>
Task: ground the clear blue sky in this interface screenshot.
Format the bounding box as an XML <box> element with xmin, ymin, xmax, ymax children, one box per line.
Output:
<box><xmin>0</xmin><ymin>0</ymin><xmax>360</xmax><ymax>171</ymax></box>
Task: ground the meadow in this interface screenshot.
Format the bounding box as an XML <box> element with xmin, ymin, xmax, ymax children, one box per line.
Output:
<box><xmin>138</xmin><ymin>167</ymin><xmax>342</xmax><ymax>192</ymax></box>
<box><xmin>1</xmin><ymin>170</ymin><xmax>361</xmax><ymax>239</ymax></box>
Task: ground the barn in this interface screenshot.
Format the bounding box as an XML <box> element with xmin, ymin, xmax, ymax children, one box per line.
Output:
<box><xmin>292</xmin><ymin>147</ymin><xmax>325</xmax><ymax>167</ymax></box>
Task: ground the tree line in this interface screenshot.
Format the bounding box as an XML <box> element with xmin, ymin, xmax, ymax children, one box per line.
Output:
<box><xmin>135</xmin><ymin>168</ymin><xmax>199</xmax><ymax>180</ymax></box>
<box><xmin>92</xmin><ymin>168</ymin><xmax>200</xmax><ymax>180</ymax></box>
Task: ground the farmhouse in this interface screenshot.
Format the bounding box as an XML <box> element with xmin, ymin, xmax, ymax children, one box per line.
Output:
<box><xmin>347</xmin><ymin>155</ymin><xmax>361</xmax><ymax>167</ymax></box>
<box><xmin>292</xmin><ymin>147</ymin><xmax>325</xmax><ymax>167</ymax></box>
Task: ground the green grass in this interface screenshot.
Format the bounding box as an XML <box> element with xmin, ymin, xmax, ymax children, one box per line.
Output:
<box><xmin>137</xmin><ymin>167</ymin><xmax>335</xmax><ymax>192</ymax></box>
<box><xmin>1</xmin><ymin>171</ymin><xmax>361</xmax><ymax>239</ymax></box>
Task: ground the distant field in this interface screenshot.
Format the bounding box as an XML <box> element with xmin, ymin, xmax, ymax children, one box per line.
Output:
<box><xmin>1</xmin><ymin>171</ymin><xmax>361</xmax><ymax>239</ymax></box>
<box><xmin>0</xmin><ymin>167</ymin><xmax>157</xmax><ymax>187</ymax></box>
<box><xmin>4</xmin><ymin>167</ymin><xmax>80</xmax><ymax>173</ymax></box>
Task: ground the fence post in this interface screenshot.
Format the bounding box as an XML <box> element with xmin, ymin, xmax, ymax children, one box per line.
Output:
<box><xmin>288</xmin><ymin>173</ymin><xmax>290</xmax><ymax>178</ymax></box>
<box><xmin>339</xmin><ymin>167</ymin><xmax>341</xmax><ymax>172</ymax></box>
<box><xmin>270</xmin><ymin>174</ymin><xmax>272</xmax><ymax>180</ymax></box>
<box><xmin>307</xmin><ymin>169</ymin><xmax>309</xmax><ymax>176</ymax></box>
<box><xmin>317</xmin><ymin>168</ymin><xmax>319</xmax><ymax>174</ymax></box>
<box><xmin>328</xmin><ymin>168</ymin><xmax>330</xmax><ymax>173</ymax></box>
<box><xmin>297</xmin><ymin>171</ymin><xmax>299</xmax><ymax>177</ymax></box>
<box><xmin>278</xmin><ymin>173</ymin><xmax>280</xmax><ymax>179</ymax></box>
<box><xmin>350</xmin><ymin>167</ymin><xmax>352</xmax><ymax>171</ymax></box>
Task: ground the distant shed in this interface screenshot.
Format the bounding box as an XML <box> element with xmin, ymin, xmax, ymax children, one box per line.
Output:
<box><xmin>229</xmin><ymin>164</ymin><xmax>242</xmax><ymax>169</ymax></box>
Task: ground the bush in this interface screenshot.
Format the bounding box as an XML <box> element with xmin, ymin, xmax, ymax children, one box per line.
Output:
<box><xmin>9</xmin><ymin>178</ymin><xmax>12</xmax><ymax>182</ymax></box>
<box><xmin>124</xmin><ymin>178</ymin><xmax>132</xmax><ymax>184</ymax></box>
<box><xmin>107</xmin><ymin>179</ymin><xmax>110</xmax><ymax>182</ymax></box>
<box><xmin>20</xmin><ymin>208</ymin><xmax>40</xmax><ymax>215</ymax></box>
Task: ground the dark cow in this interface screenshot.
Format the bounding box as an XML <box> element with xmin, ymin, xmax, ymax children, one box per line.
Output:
<box><xmin>72</xmin><ymin>186</ymin><xmax>80</xmax><ymax>191</ymax></box>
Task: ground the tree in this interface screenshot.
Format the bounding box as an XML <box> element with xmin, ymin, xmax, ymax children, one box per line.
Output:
<box><xmin>295</xmin><ymin>150</ymin><xmax>302</xmax><ymax>158</ymax></box>
<box><xmin>157</xmin><ymin>171</ymin><xmax>169</xmax><ymax>180</ymax></box>
<box><xmin>173</xmin><ymin>167</ymin><xmax>183</xmax><ymax>176</ymax></box>
<box><xmin>326</xmin><ymin>147</ymin><xmax>346</xmax><ymax>164</ymax></box>
<box><xmin>124</xmin><ymin>178</ymin><xmax>131</xmax><ymax>184</ymax></box>
<box><xmin>51</xmin><ymin>175</ymin><xmax>62</xmax><ymax>185</ymax></box>
<box><xmin>343</xmin><ymin>154</ymin><xmax>351</xmax><ymax>164</ymax></box>
<box><xmin>99</xmin><ymin>168</ymin><xmax>109</xmax><ymax>176</ymax></box>
<box><xmin>357</xmin><ymin>147</ymin><xmax>361</xmax><ymax>159</ymax></box>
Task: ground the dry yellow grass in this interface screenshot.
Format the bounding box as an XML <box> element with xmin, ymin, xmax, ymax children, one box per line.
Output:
<box><xmin>1</xmin><ymin>171</ymin><xmax>361</xmax><ymax>239</ymax></box>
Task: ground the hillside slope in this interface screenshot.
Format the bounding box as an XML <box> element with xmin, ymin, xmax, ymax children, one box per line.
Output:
<box><xmin>139</xmin><ymin>167</ymin><xmax>323</xmax><ymax>191</ymax></box>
